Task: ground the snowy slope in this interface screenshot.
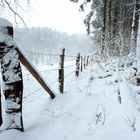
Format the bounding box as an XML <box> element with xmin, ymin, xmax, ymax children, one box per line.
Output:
<box><xmin>0</xmin><ymin>59</ymin><xmax>140</xmax><ymax>140</ymax></box>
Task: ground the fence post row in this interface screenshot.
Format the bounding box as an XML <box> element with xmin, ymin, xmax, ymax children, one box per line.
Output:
<box><xmin>75</xmin><ymin>53</ymin><xmax>80</xmax><ymax>77</ymax></box>
<box><xmin>58</xmin><ymin>48</ymin><xmax>65</xmax><ymax>93</ymax></box>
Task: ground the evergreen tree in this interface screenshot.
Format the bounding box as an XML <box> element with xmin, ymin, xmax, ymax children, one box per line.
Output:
<box><xmin>71</xmin><ymin>0</ymin><xmax>140</xmax><ymax>58</ymax></box>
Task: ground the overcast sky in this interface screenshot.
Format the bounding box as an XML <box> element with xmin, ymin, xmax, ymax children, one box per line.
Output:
<box><xmin>1</xmin><ymin>0</ymin><xmax>87</xmax><ymax>34</ymax></box>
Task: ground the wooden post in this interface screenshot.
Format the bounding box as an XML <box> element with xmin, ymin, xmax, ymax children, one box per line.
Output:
<box><xmin>84</xmin><ymin>55</ymin><xmax>86</xmax><ymax>69</ymax></box>
<box><xmin>91</xmin><ymin>55</ymin><xmax>94</xmax><ymax>62</ymax></box>
<box><xmin>75</xmin><ymin>53</ymin><xmax>80</xmax><ymax>77</ymax></box>
<box><xmin>16</xmin><ymin>48</ymin><xmax>55</xmax><ymax>99</ymax></box>
<box><xmin>81</xmin><ymin>56</ymin><xmax>83</xmax><ymax>72</ymax></box>
<box><xmin>86</xmin><ymin>55</ymin><xmax>89</xmax><ymax>66</ymax></box>
<box><xmin>0</xmin><ymin>90</ymin><xmax>2</xmax><ymax>126</ymax></box>
<box><xmin>58</xmin><ymin>48</ymin><xmax>65</xmax><ymax>93</ymax></box>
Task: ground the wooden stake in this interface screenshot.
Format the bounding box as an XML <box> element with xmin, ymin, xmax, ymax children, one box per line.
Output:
<box><xmin>86</xmin><ymin>55</ymin><xmax>89</xmax><ymax>66</ymax></box>
<box><xmin>76</xmin><ymin>53</ymin><xmax>80</xmax><ymax>77</ymax></box>
<box><xmin>81</xmin><ymin>56</ymin><xmax>83</xmax><ymax>72</ymax></box>
<box><xmin>58</xmin><ymin>48</ymin><xmax>65</xmax><ymax>93</ymax></box>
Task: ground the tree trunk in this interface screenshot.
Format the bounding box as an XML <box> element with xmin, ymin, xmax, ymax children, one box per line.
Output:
<box><xmin>136</xmin><ymin>1</ymin><xmax>140</xmax><ymax>84</ymax></box>
<box><xmin>100</xmin><ymin>0</ymin><xmax>136</xmax><ymax>57</ymax></box>
<box><xmin>131</xmin><ymin>0</ymin><xmax>140</xmax><ymax>56</ymax></box>
<box><xmin>101</xmin><ymin>0</ymin><xmax>107</xmax><ymax>59</ymax></box>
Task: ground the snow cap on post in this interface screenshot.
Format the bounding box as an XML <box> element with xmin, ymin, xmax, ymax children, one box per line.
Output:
<box><xmin>0</xmin><ymin>18</ymin><xmax>12</xmax><ymax>27</ymax></box>
<box><xmin>0</xmin><ymin>18</ymin><xmax>13</xmax><ymax>37</ymax></box>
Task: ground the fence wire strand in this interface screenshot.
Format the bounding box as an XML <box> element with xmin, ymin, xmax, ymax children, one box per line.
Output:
<box><xmin>24</xmin><ymin>51</ymin><xmax>76</xmax><ymax>58</ymax></box>
<box><xmin>22</xmin><ymin>50</ymin><xmax>91</xmax><ymax>100</ymax></box>
<box><xmin>23</xmin><ymin>88</ymin><xmax>42</xmax><ymax>99</ymax></box>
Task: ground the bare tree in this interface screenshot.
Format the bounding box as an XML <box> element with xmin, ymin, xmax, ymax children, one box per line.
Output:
<box><xmin>0</xmin><ymin>0</ymin><xmax>29</xmax><ymax>27</ymax></box>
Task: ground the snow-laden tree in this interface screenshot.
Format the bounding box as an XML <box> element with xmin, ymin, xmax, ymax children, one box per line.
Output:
<box><xmin>71</xmin><ymin>0</ymin><xmax>140</xmax><ymax>59</ymax></box>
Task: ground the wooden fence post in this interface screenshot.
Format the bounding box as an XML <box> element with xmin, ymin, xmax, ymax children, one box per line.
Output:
<box><xmin>0</xmin><ymin>91</ymin><xmax>2</xmax><ymax>126</ymax></box>
<box><xmin>84</xmin><ymin>55</ymin><xmax>86</xmax><ymax>69</ymax></box>
<box><xmin>58</xmin><ymin>48</ymin><xmax>65</xmax><ymax>93</ymax></box>
<box><xmin>86</xmin><ymin>55</ymin><xmax>89</xmax><ymax>66</ymax></box>
<box><xmin>81</xmin><ymin>56</ymin><xmax>83</xmax><ymax>72</ymax></box>
<box><xmin>75</xmin><ymin>53</ymin><xmax>80</xmax><ymax>77</ymax></box>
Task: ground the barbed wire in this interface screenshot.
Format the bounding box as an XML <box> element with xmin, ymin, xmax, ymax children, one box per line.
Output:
<box><xmin>25</xmin><ymin>51</ymin><xmax>60</xmax><ymax>56</ymax></box>
<box><xmin>63</xmin><ymin>64</ymin><xmax>75</xmax><ymax>69</ymax></box>
<box><xmin>23</xmin><ymin>87</ymin><xmax>42</xmax><ymax>99</ymax></box>
<box><xmin>65</xmin><ymin>71</ymin><xmax>75</xmax><ymax>78</ymax></box>
<box><xmin>23</xmin><ymin>73</ymin><xmax>30</xmax><ymax>78</ymax></box>
<box><xmin>39</xmin><ymin>68</ymin><xmax>59</xmax><ymax>73</ymax></box>
<box><xmin>23</xmin><ymin>70</ymin><xmax>75</xmax><ymax>100</ymax></box>
<box><xmin>22</xmin><ymin>64</ymin><xmax>76</xmax><ymax>78</ymax></box>
<box><xmin>24</xmin><ymin>51</ymin><xmax>77</xmax><ymax>58</ymax></box>
<box><xmin>22</xmin><ymin>51</ymin><xmax>91</xmax><ymax>100</ymax></box>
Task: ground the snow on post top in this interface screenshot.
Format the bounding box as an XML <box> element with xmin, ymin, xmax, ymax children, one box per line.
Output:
<box><xmin>0</xmin><ymin>18</ymin><xmax>12</xmax><ymax>27</ymax></box>
<box><xmin>0</xmin><ymin>18</ymin><xmax>15</xmax><ymax>45</ymax></box>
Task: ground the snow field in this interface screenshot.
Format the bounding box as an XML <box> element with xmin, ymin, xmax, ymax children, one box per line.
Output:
<box><xmin>0</xmin><ymin>60</ymin><xmax>140</xmax><ymax>140</ymax></box>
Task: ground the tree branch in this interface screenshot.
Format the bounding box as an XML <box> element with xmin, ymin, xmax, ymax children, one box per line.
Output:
<box><xmin>4</xmin><ymin>0</ymin><xmax>28</xmax><ymax>29</ymax></box>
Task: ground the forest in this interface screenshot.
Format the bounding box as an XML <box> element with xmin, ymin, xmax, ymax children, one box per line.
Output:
<box><xmin>74</xmin><ymin>0</ymin><xmax>140</xmax><ymax>57</ymax></box>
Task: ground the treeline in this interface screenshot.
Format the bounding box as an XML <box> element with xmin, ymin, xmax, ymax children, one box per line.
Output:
<box><xmin>14</xmin><ymin>27</ymin><xmax>92</xmax><ymax>65</ymax></box>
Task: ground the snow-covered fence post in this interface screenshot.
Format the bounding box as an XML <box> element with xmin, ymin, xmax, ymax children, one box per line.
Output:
<box><xmin>81</xmin><ymin>56</ymin><xmax>83</xmax><ymax>72</ymax></box>
<box><xmin>75</xmin><ymin>53</ymin><xmax>80</xmax><ymax>77</ymax></box>
<box><xmin>117</xmin><ymin>87</ymin><xmax>122</xmax><ymax>104</ymax></box>
<box><xmin>0</xmin><ymin>18</ymin><xmax>24</xmax><ymax>131</ymax></box>
<box><xmin>58</xmin><ymin>48</ymin><xmax>65</xmax><ymax>93</ymax></box>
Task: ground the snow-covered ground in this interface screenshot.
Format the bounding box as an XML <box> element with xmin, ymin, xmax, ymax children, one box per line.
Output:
<box><xmin>0</xmin><ymin>59</ymin><xmax>140</xmax><ymax>140</ymax></box>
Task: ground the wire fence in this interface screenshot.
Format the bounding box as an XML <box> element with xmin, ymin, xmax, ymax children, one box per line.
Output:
<box><xmin>24</xmin><ymin>50</ymin><xmax>78</xmax><ymax>66</ymax></box>
<box><xmin>22</xmin><ymin>48</ymin><xmax>92</xmax><ymax>100</ymax></box>
<box><xmin>23</xmin><ymin>70</ymin><xmax>76</xmax><ymax>100</ymax></box>
<box><xmin>24</xmin><ymin>51</ymin><xmax>77</xmax><ymax>58</ymax></box>
<box><xmin>23</xmin><ymin>64</ymin><xmax>75</xmax><ymax>78</ymax></box>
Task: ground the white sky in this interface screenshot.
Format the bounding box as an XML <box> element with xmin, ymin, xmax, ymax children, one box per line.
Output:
<box><xmin>1</xmin><ymin>0</ymin><xmax>87</xmax><ymax>34</ymax></box>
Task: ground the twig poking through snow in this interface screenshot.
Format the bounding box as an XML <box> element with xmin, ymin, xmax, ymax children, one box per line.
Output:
<box><xmin>123</xmin><ymin>115</ymin><xmax>136</xmax><ymax>131</ymax></box>
<box><xmin>95</xmin><ymin>104</ymin><xmax>106</xmax><ymax>125</ymax></box>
